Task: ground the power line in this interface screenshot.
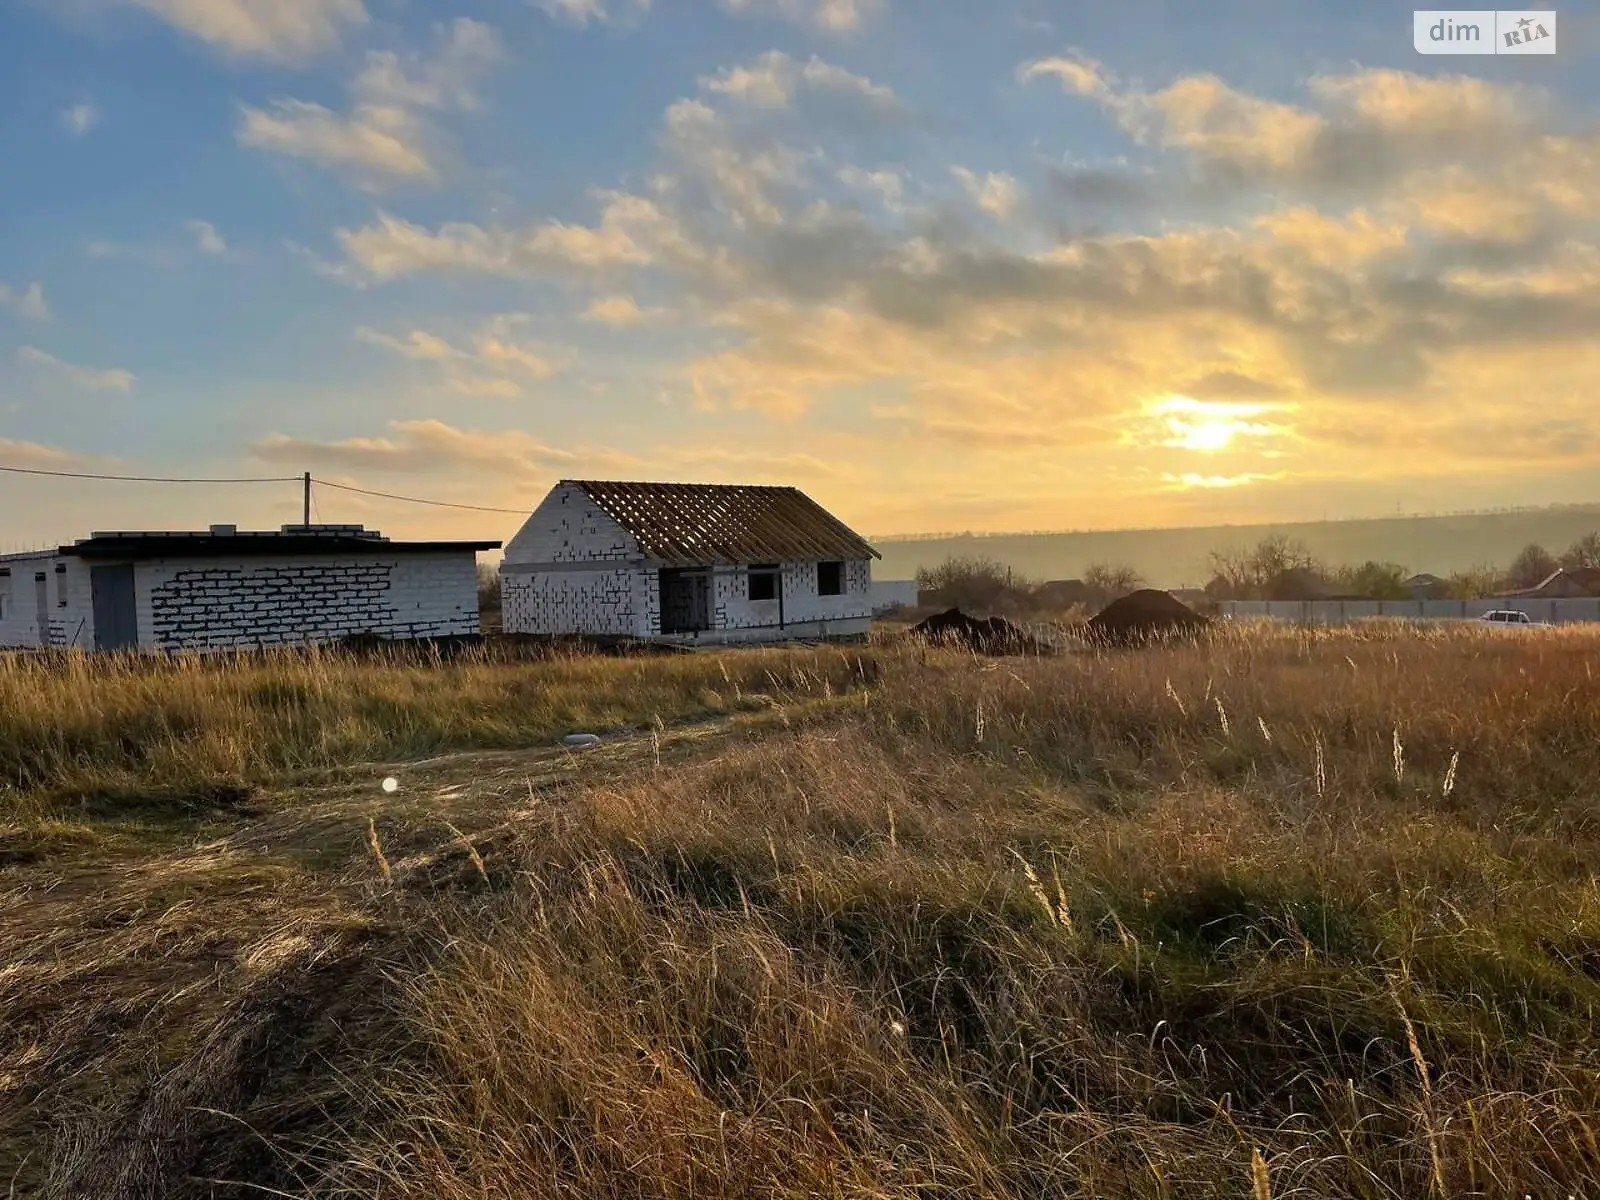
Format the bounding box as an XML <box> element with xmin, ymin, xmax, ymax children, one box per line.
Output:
<box><xmin>0</xmin><ymin>461</ymin><xmax>528</xmax><ymax>515</ymax></box>
<box><xmin>0</xmin><ymin>464</ymin><xmax>299</xmax><ymax>483</ymax></box>
<box><xmin>311</xmin><ymin>478</ymin><xmax>529</xmax><ymax>515</ymax></box>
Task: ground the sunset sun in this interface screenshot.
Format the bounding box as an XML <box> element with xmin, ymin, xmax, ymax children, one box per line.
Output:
<box><xmin>1149</xmin><ymin>396</ymin><xmax>1283</xmax><ymax>455</ymax></box>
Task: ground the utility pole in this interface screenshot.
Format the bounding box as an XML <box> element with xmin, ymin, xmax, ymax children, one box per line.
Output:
<box><xmin>303</xmin><ymin>471</ymin><xmax>311</xmax><ymax>526</ymax></box>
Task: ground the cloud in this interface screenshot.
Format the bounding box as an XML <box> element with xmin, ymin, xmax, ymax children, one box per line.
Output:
<box><xmin>355</xmin><ymin>320</ymin><xmax>560</xmax><ymax>396</ymax></box>
<box><xmin>582</xmin><ymin>294</ymin><xmax>668</xmax><ymax>326</ymax></box>
<box><xmin>252</xmin><ymin>418</ymin><xmax>603</xmax><ymax>475</ymax></box>
<box><xmin>238</xmin><ymin>99</ymin><xmax>435</xmax><ymax>183</ymax></box>
<box><xmin>333</xmin><ymin>193</ymin><xmax>672</xmax><ymax>281</ymax></box>
<box><xmin>534</xmin><ymin>0</ymin><xmax>607</xmax><ymax>25</ymax></box>
<box><xmin>114</xmin><ymin>0</ymin><xmax>368</xmax><ymax>62</ymax></box>
<box><xmin>327</xmin><ymin>51</ymin><xmax>898</xmax><ymax>281</ymax></box>
<box><xmin>352</xmin><ymin>18</ymin><xmax>502</xmax><ymax>112</ymax></box>
<box><xmin>0</xmin><ymin>282</ymin><xmax>49</xmax><ymax>321</ymax></box>
<box><xmin>0</xmin><ymin>438</ymin><xmax>81</xmax><ymax>469</ymax></box>
<box><xmin>837</xmin><ymin>165</ymin><xmax>905</xmax><ymax>212</ymax></box>
<box><xmin>527</xmin><ymin>0</ymin><xmax>653</xmax><ymax>27</ymax></box>
<box><xmin>318</xmin><ymin>55</ymin><xmax>1600</xmax><ymax>509</ymax></box>
<box><xmin>1162</xmin><ymin>472</ymin><xmax>1285</xmax><ymax>490</ymax></box>
<box><xmin>61</xmin><ymin>102</ymin><xmax>98</xmax><ymax>136</ymax></box>
<box><xmin>238</xmin><ymin>19</ymin><xmax>501</xmax><ymax>187</ymax></box>
<box><xmin>16</xmin><ymin>346</ymin><xmax>134</xmax><ymax>391</ymax></box>
<box><xmin>185</xmin><ymin>219</ymin><xmax>227</xmax><ymax>255</ymax></box>
<box><xmin>1024</xmin><ymin>52</ymin><xmax>1549</xmax><ymax>199</ymax></box>
<box><xmin>1018</xmin><ymin>52</ymin><xmax>1111</xmax><ymax>97</ymax></box>
<box><xmin>353</xmin><ymin>327</ymin><xmax>458</xmax><ymax>361</ymax></box>
<box><xmin>83</xmin><ymin>221</ymin><xmax>234</xmax><ymax>266</ymax></box>
<box><xmin>718</xmin><ymin>0</ymin><xmax>883</xmax><ymax>33</ymax></box>
<box><xmin>952</xmin><ymin>167</ymin><xmax>1022</xmax><ymax>219</ymax></box>
<box><xmin>703</xmin><ymin>51</ymin><xmax>902</xmax><ymax>116</ymax></box>
<box><xmin>250</xmin><ymin>419</ymin><xmax>843</xmax><ymax>488</ymax></box>
<box><xmin>1182</xmin><ymin>371</ymin><xmax>1283</xmax><ymax>401</ymax></box>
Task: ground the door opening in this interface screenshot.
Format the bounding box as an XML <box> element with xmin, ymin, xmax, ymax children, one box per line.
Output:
<box><xmin>659</xmin><ymin>568</ymin><xmax>712</xmax><ymax>633</ymax></box>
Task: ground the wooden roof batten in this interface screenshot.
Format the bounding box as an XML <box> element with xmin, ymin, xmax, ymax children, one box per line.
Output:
<box><xmin>566</xmin><ymin>480</ymin><xmax>880</xmax><ymax>567</ymax></box>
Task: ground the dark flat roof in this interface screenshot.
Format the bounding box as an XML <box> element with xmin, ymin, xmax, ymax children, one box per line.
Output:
<box><xmin>61</xmin><ymin>534</ymin><xmax>500</xmax><ymax>560</ymax></box>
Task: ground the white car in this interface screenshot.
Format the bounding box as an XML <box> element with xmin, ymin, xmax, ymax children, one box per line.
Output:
<box><xmin>1478</xmin><ymin>609</ymin><xmax>1547</xmax><ymax>627</ymax></box>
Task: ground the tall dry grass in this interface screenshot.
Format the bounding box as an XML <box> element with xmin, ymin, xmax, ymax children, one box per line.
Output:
<box><xmin>0</xmin><ymin>643</ymin><xmax>874</xmax><ymax>812</ymax></box>
<box><xmin>317</xmin><ymin>623</ymin><xmax>1600</xmax><ymax>1199</ymax></box>
<box><xmin>10</xmin><ymin>622</ymin><xmax>1600</xmax><ymax>1198</ymax></box>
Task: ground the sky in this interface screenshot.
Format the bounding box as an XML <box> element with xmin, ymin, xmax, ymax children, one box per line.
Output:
<box><xmin>1</xmin><ymin>0</ymin><xmax>1597</xmax><ymax>549</ymax></box>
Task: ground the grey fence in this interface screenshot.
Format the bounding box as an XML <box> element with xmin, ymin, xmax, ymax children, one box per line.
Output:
<box><xmin>1219</xmin><ymin>597</ymin><xmax>1600</xmax><ymax>625</ymax></box>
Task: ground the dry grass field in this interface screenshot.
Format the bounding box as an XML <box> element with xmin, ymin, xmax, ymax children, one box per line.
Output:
<box><xmin>4</xmin><ymin>623</ymin><xmax>1600</xmax><ymax>1198</ymax></box>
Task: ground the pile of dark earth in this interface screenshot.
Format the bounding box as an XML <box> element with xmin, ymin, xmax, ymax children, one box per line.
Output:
<box><xmin>1083</xmin><ymin>588</ymin><xmax>1211</xmax><ymax>647</ymax></box>
<box><xmin>908</xmin><ymin>608</ymin><xmax>1051</xmax><ymax>655</ymax></box>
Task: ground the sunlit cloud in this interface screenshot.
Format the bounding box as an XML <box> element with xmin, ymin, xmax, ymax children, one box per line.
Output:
<box><xmin>1162</xmin><ymin>471</ymin><xmax>1287</xmax><ymax>489</ymax></box>
<box><xmin>1138</xmin><ymin>396</ymin><xmax>1292</xmax><ymax>454</ymax></box>
<box><xmin>16</xmin><ymin>346</ymin><xmax>134</xmax><ymax>392</ymax></box>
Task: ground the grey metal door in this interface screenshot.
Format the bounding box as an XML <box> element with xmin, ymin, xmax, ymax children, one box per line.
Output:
<box><xmin>91</xmin><ymin>564</ymin><xmax>139</xmax><ymax>650</ymax></box>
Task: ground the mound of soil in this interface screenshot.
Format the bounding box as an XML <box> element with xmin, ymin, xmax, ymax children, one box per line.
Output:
<box><xmin>909</xmin><ymin>607</ymin><xmax>1045</xmax><ymax>654</ymax></box>
<box><xmin>1085</xmin><ymin>589</ymin><xmax>1210</xmax><ymax>646</ymax></box>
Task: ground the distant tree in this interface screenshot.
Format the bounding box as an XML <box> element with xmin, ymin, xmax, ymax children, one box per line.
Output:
<box><xmin>1560</xmin><ymin>531</ymin><xmax>1600</xmax><ymax>571</ymax></box>
<box><xmin>1328</xmin><ymin>560</ymin><xmax>1409</xmax><ymax>600</ymax></box>
<box><xmin>1507</xmin><ymin>542</ymin><xmax>1559</xmax><ymax>590</ymax></box>
<box><xmin>1444</xmin><ymin>564</ymin><xmax>1505</xmax><ymax>599</ymax></box>
<box><xmin>1082</xmin><ymin>562</ymin><xmax>1145</xmax><ymax>603</ymax></box>
<box><xmin>1206</xmin><ymin>536</ymin><xmax>1318</xmax><ymax>600</ymax></box>
<box><xmin>915</xmin><ymin>555</ymin><xmax>1024</xmax><ymax>612</ymax></box>
<box><xmin>476</xmin><ymin>561</ymin><xmax>502</xmax><ymax>611</ymax></box>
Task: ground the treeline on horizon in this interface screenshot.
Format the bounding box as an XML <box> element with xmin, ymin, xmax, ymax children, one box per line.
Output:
<box><xmin>914</xmin><ymin>529</ymin><xmax>1600</xmax><ymax>615</ymax></box>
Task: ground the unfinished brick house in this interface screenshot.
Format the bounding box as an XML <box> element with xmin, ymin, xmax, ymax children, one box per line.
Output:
<box><xmin>500</xmin><ymin>480</ymin><xmax>880</xmax><ymax>643</ymax></box>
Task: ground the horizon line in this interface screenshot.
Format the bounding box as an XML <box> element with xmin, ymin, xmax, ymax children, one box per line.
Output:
<box><xmin>865</xmin><ymin>499</ymin><xmax>1600</xmax><ymax>543</ymax></box>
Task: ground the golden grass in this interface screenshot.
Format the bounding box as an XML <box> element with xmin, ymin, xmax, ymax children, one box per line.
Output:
<box><xmin>0</xmin><ymin>642</ymin><xmax>875</xmax><ymax>815</ymax></box>
<box><xmin>7</xmin><ymin>622</ymin><xmax>1600</xmax><ymax>1198</ymax></box>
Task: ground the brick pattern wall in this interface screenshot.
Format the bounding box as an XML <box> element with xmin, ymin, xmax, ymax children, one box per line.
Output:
<box><xmin>715</xmin><ymin>559</ymin><xmax>875</xmax><ymax>631</ymax></box>
<box><xmin>137</xmin><ymin>552</ymin><xmax>480</xmax><ymax>651</ymax></box>
<box><xmin>502</xmin><ymin>483</ymin><xmax>650</xmax><ymax>636</ymax></box>
<box><xmin>503</xmin><ymin>483</ymin><xmax>641</xmax><ymax>565</ymax></box>
<box><xmin>642</xmin><ymin>567</ymin><xmax>662</xmax><ymax>636</ymax></box>
<box><xmin>0</xmin><ymin>554</ymin><xmax>94</xmax><ymax>649</ymax></box>
<box><xmin>504</xmin><ymin>567</ymin><xmax>644</xmax><ymax>636</ymax></box>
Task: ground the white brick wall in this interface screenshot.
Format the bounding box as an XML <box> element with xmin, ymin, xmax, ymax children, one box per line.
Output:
<box><xmin>504</xmin><ymin>566</ymin><xmax>645</xmax><ymax>636</ymax></box>
<box><xmin>502</xmin><ymin>483</ymin><xmax>641</xmax><ymax>565</ymax></box>
<box><xmin>0</xmin><ymin>553</ymin><xmax>94</xmax><ymax>649</ymax></box>
<box><xmin>714</xmin><ymin>559</ymin><xmax>874</xmax><ymax>631</ymax></box>
<box><xmin>502</xmin><ymin>483</ymin><xmax>652</xmax><ymax>636</ymax></box>
<box><xmin>136</xmin><ymin>551</ymin><xmax>480</xmax><ymax>651</ymax></box>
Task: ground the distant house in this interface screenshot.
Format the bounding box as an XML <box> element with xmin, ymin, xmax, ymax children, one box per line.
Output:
<box><xmin>500</xmin><ymin>480</ymin><xmax>879</xmax><ymax>643</ymax></box>
<box><xmin>1567</xmin><ymin>566</ymin><xmax>1600</xmax><ymax>596</ymax></box>
<box><xmin>1035</xmin><ymin>578</ymin><xmax>1096</xmax><ymax>608</ymax></box>
<box><xmin>1503</xmin><ymin>568</ymin><xmax>1599</xmax><ymax>599</ymax></box>
<box><xmin>0</xmin><ymin>524</ymin><xmax>497</xmax><ymax>652</ymax></box>
<box><xmin>1271</xmin><ymin>567</ymin><xmax>1348</xmax><ymax>601</ymax></box>
<box><xmin>1403</xmin><ymin>572</ymin><xmax>1449</xmax><ymax>600</ymax></box>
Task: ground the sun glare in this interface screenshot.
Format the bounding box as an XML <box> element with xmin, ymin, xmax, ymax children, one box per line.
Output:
<box><xmin>1148</xmin><ymin>395</ymin><xmax>1283</xmax><ymax>455</ymax></box>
